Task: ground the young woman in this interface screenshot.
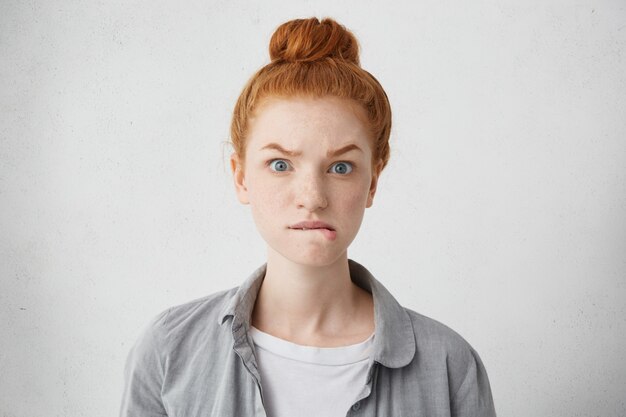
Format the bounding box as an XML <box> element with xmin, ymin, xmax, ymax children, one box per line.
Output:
<box><xmin>120</xmin><ymin>17</ymin><xmax>497</xmax><ymax>417</ymax></box>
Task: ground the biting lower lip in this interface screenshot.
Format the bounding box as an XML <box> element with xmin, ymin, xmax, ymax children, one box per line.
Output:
<box><xmin>289</xmin><ymin>227</ymin><xmax>334</xmax><ymax>231</ymax></box>
<box><xmin>289</xmin><ymin>227</ymin><xmax>337</xmax><ymax>240</ymax></box>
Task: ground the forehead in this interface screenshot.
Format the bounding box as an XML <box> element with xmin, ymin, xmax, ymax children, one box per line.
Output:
<box><xmin>246</xmin><ymin>96</ymin><xmax>372</xmax><ymax>150</ymax></box>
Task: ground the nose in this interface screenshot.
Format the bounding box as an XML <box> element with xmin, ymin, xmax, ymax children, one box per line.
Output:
<box><xmin>294</xmin><ymin>171</ymin><xmax>328</xmax><ymax>211</ymax></box>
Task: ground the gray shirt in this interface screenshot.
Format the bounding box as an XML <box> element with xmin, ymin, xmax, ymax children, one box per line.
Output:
<box><xmin>120</xmin><ymin>259</ymin><xmax>497</xmax><ymax>416</ymax></box>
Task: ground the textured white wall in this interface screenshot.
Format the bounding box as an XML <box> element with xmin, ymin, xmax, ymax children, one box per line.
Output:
<box><xmin>1</xmin><ymin>1</ymin><xmax>625</xmax><ymax>416</ymax></box>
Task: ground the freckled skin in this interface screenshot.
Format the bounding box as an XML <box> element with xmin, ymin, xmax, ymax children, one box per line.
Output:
<box><xmin>231</xmin><ymin>95</ymin><xmax>382</xmax><ymax>267</ymax></box>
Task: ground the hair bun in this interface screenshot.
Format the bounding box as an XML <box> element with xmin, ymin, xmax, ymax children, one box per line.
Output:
<box><xmin>269</xmin><ymin>17</ymin><xmax>360</xmax><ymax>65</ymax></box>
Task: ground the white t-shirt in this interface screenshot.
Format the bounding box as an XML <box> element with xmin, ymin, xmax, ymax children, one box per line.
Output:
<box><xmin>249</xmin><ymin>325</ymin><xmax>375</xmax><ymax>417</ymax></box>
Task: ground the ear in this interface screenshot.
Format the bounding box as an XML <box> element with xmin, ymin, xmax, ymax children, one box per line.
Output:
<box><xmin>230</xmin><ymin>153</ymin><xmax>250</xmax><ymax>205</ymax></box>
<box><xmin>366</xmin><ymin>160</ymin><xmax>384</xmax><ymax>208</ymax></box>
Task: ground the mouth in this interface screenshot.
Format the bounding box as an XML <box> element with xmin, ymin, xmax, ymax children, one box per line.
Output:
<box><xmin>288</xmin><ymin>227</ymin><xmax>335</xmax><ymax>231</ymax></box>
<box><xmin>289</xmin><ymin>221</ymin><xmax>337</xmax><ymax>240</ymax></box>
<box><xmin>288</xmin><ymin>221</ymin><xmax>336</xmax><ymax>231</ymax></box>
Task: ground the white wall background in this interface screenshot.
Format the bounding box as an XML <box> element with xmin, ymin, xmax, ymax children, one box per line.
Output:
<box><xmin>1</xmin><ymin>1</ymin><xmax>625</xmax><ymax>416</ymax></box>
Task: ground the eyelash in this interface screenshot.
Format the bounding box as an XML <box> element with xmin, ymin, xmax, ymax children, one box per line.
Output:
<box><xmin>265</xmin><ymin>159</ymin><xmax>355</xmax><ymax>175</ymax></box>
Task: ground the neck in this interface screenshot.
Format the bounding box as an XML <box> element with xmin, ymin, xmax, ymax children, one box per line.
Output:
<box><xmin>251</xmin><ymin>248</ymin><xmax>374</xmax><ymax>345</ymax></box>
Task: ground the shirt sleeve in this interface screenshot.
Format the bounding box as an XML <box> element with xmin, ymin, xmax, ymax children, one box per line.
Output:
<box><xmin>450</xmin><ymin>346</ymin><xmax>497</xmax><ymax>417</ymax></box>
<box><xmin>119</xmin><ymin>309</ymin><xmax>170</xmax><ymax>417</ymax></box>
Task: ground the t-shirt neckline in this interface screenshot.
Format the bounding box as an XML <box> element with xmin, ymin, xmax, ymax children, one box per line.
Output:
<box><xmin>249</xmin><ymin>325</ymin><xmax>375</xmax><ymax>366</ymax></box>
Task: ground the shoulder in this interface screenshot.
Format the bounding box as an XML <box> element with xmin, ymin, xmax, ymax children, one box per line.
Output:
<box><xmin>133</xmin><ymin>286</ymin><xmax>239</xmax><ymax>355</ymax></box>
<box><xmin>403</xmin><ymin>306</ymin><xmax>482</xmax><ymax>362</ymax></box>
<box><xmin>121</xmin><ymin>287</ymin><xmax>241</xmax><ymax>415</ymax></box>
<box><xmin>402</xmin><ymin>307</ymin><xmax>494</xmax><ymax>407</ymax></box>
<box><xmin>152</xmin><ymin>286</ymin><xmax>238</xmax><ymax>337</ymax></box>
<box><xmin>404</xmin><ymin>307</ymin><xmax>475</xmax><ymax>355</ymax></box>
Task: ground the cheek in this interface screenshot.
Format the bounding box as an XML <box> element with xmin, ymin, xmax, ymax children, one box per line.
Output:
<box><xmin>248</xmin><ymin>179</ymin><xmax>290</xmax><ymax>213</ymax></box>
<box><xmin>334</xmin><ymin>188</ymin><xmax>367</xmax><ymax>222</ymax></box>
<box><xmin>340</xmin><ymin>189</ymin><xmax>366</xmax><ymax>207</ymax></box>
<box><xmin>338</xmin><ymin>180</ymin><xmax>371</xmax><ymax>207</ymax></box>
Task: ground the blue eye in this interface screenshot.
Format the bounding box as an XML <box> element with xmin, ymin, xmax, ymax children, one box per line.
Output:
<box><xmin>330</xmin><ymin>161</ymin><xmax>353</xmax><ymax>175</ymax></box>
<box><xmin>266</xmin><ymin>159</ymin><xmax>354</xmax><ymax>174</ymax></box>
<box><xmin>268</xmin><ymin>159</ymin><xmax>290</xmax><ymax>172</ymax></box>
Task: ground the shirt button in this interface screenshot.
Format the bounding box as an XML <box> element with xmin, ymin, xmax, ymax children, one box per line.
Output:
<box><xmin>352</xmin><ymin>401</ymin><xmax>361</xmax><ymax>411</ymax></box>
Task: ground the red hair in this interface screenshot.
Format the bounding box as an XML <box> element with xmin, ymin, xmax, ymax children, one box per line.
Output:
<box><xmin>230</xmin><ymin>17</ymin><xmax>392</xmax><ymax>175</ymax></box>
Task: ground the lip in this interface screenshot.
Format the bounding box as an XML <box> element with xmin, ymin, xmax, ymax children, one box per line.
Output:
<box><xmin>288</xmin><ymin>220</ymin><xmax>335</xmax><ymax>231</ymax></box>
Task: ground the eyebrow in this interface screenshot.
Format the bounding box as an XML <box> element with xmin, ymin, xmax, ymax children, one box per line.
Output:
<box><xmin>260</xmin><ymin>143</ymin><xmax>363</xmax><ymax>158</ymax></box>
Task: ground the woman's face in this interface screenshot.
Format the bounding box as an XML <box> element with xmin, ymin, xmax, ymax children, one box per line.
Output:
<box><xmin>230</xmin><ymin>95</ymin><xmax>382</xmax><ymax>267</ymax></box>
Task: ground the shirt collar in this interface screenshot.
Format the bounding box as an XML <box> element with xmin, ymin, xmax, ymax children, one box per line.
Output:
<box><xmin>218</xmin><ymin>258</ymin><xmax>416</xmax><ymax>369</ymax></box>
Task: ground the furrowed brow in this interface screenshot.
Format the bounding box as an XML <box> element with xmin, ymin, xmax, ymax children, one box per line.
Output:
<box><xmin>326</xmin><ymin>144</ymin><xmax>363</xmax><ymax>158</ymax></box>
<box><xmin>260</xmin><ymin>143</ymin><xmax>302</xmax><ymax>157</ymax></box>
<box><xmin>260</xmin><ymin>143</ymin><xmax>363</xmax><ymax>158</ymax></box>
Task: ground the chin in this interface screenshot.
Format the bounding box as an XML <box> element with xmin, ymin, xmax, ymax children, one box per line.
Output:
<box><xmin>275</xmin><ymin>248</ymin><xmax>346</xmax><ymax>268</ymax></box>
